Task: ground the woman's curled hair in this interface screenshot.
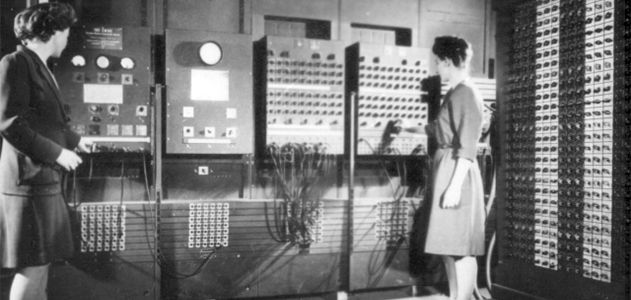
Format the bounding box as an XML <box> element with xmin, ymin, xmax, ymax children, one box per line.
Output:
<box><xmin>432</xmin><ymin>36</ymin><xmax>473</xmax><ymax>68</ymax></box>
<box><xmin>14</xmin><ymin>2</ymin><xmax>77</xmax><ymax>43</ymax></box>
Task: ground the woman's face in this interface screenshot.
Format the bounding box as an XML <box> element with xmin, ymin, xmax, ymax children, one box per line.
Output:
<box><xmin>51</xmin><ymin>28</ymin><xmax>70</xmax><ymax>58</ymax></box>
<box><xmin>434</xmin><ymin>55</ymin><xmax>452</xmax><ymax>81</ymax></box>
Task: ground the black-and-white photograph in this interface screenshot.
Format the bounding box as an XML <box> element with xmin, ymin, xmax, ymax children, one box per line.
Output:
<box><xmin>0</xmin><ymin>0</ymin><xmax>628</xmax><ymax>299</ymax></box>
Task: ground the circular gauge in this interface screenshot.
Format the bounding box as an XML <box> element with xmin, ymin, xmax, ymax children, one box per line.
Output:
<box><xmin>120</xmin><ymin>57</ymin><xmax>135</xmax><ymax>69</ymax></box>
<box><xmin>95</xmin><ymin>55</ymin><xmax>110</xmax><ymax>69</ymax></box>
<box><xmin>199</xmin><ymin>41</ymin><xmax>223</xmax><ymax>65</ymax></box>
<box><xmin>71</xmin><ymin>55</ymin><xmax>86</xmax><ymax>67</ymax></box>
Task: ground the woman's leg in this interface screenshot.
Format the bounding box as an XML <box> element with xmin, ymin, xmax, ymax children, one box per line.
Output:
<box><xmin>442</xmin><ymin>255</ymin><xmax>457</xmax><ymax>299</ymax></box>
<box><xmin>10</xmin><ymin>264</ymin><xmax>50</xmax><ymax>300</ymax></box>
<box><xmin>454</xmin><ymin>256</ymin><xmax>477</xmax><ymax>300</ymax></box>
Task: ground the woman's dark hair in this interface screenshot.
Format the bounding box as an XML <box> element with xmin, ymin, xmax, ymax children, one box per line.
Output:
<box><xmin>432</xmin><ymin>36</ymin><xmax>472</xmax><ymax>68</ymax></box>
<box><xmin>14</xmin><ymin>2</ymin><xmax>77</xmax><ymax>43</ymax></box>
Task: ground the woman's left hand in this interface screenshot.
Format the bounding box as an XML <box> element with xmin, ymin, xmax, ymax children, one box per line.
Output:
<box><xmin>441</xmin><ymin>185</ymin><xmax>461</xmax><ymax>209</ymax></box>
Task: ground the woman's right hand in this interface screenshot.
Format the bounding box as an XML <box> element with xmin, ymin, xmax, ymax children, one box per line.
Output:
<box><xmin>76</xmin><ymin>137</ymin><xmax>93</xmax><ymax>153</ymax></box>
<box><xmin>56</xmin><ymin>148</ymin><xmax>82</xmax><ymax>171</ymax></box>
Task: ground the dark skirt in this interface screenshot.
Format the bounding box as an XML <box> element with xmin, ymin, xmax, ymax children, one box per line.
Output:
<box><xmin>0</xmin><ymin>193</ymin><xmax>74</xmax><ymax>268</ymax></box>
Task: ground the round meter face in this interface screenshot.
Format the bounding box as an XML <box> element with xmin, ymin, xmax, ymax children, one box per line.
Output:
<box><xmin>120</xmin><ymin>57</ymin><xmax>135</xmax><ymax>69</ymax></box>
<box><xmin>71</xmin><ymin>55</ymin><xmax>86</xmax><ymax>67</ymax></box>
<box><xmin>96</xmin><ymin>55</ymin><xmax>110</xmax><ymax>69</ymax></box>
<box><xmin>199</xmin><ymin>42</ymin><xmax>223</xmax><ymax>65</ymax></box>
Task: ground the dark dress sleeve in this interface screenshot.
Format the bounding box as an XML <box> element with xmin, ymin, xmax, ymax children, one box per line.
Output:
<box><xmin>424</xmin><ymin>120</ymin><xmax>436</xmax><ymax>137</ymax></box>
<box><xmin>64</xmin><ymin>124</ymin><xmax>81</xmax><ymax>150</ymax></box>
<box><xmin>0</xmin><ymin>55</ymin><xmax>64</xmax><ymax>164</ymax></box>
<box><xmin>447</xmin><ymin>85</ymin><xmax>482</xmax><ymax>161</ymax></box>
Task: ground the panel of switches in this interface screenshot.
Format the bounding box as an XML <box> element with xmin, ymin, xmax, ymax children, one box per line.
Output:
<box><xmin>255</xmin><ymin>36</ymin><xmax>346</xmax><ymax>155</ymax></box>
<box><xmin>503</xmin><ymin>0</ymin><xmax>627</xmax><ymax>287</ymax></box>
<box><xmin>346</xmin><ymin>43</ymin><xmax>430</xmax><ymax>156</ymax></box>
<box><xmin>533</xmin><ymin>0</ymin><xmax>561</xmax><ymax>271</ymax></box>
<box><xmin>581</xmin><ymin>0</ymin><xmax>615</xmax><ymax>283</ymax></box>
<box><xmin>557</xmin><ymin>0</ymin><xmax>587</xmax><ymax>278</ymax></box>
<box><xmin>504</xmin><ymin>0</ymin><xmax>538</xmax><ymax>265</ymax></box>
<box><xmin>54</xmin><ymin>26</ymin><xmax>152</xmax><ymax>153</ymax></box>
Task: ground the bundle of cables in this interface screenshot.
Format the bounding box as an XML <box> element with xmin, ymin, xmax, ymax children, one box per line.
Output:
<box><xmin>266</xmin><ymin>142</ymin><xmax>335</xmax><ymax>246</ymax></box>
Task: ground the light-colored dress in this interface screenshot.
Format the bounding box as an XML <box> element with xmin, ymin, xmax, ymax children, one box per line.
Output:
<box><xmin>424</xmin><ymin>80</ymin><xmax>486</xmax><ymax>256</ymax></box>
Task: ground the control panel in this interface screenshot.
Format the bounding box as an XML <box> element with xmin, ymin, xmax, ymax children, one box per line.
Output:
<box><xmin>54</xmin><ymin>26</ymin><xmax>152</xmax><ymax>152</ymax></box>
<box><xmin>254</xmin><ymin>36</ymin><xmax>346</xmax><ymax>155</ymax></box>
<box><xmin>165</xmin><ymin>29</ymin><xmax>254</xmax><ymax>154</ymax></box>
<box><xmin>497</xmin><ymin>0</ymin><xmax>629</xmax><ymax>299</ymax></box>
<box><xmin>345</xmin><ymin>43</ymin><xmax>430</xmax><ymax>156</ymax></box>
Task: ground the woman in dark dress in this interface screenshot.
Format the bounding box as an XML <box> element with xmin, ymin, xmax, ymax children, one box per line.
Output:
<box><xmin>0</xmin><ymin>3</ymin><xmax>90</xmax><ymax>299</ymax></box>
<box><xmin>403</xmin><ymin>36</ymin><xmax>485</xmax><ymax>300</ymax></box>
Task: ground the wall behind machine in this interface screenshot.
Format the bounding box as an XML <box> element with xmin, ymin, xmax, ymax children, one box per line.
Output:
<box><xmin>0</xmin><ymin>0</ymin><xmax>495</xmax><ymax>76</ymax></box>
<box><xmin>417</xmin><ymin>0</ymin><xmax>494</xmax><ymax>75</ymax></box>
<box><xmin>166</xmin><ymin>0</ymin><xmax>242</xmax><ymax>33</ymax></box>
<box><xmin>161</xmin><ymin>0</ymin><xmax>496</xmax><ymax>78</ymax></box>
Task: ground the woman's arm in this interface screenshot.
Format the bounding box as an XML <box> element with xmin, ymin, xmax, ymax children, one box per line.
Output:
<box><xmin>441</xmin><ymin>85</ymin><xmax>483</xmax><ymax>208</ymax></box>
<box><xmin>441</xmin><ymin>157</ymin><xmax>473</xmax><ymax>208</ymax></box>
<box><xmin>0</xmin><ymin>54</ymin><xmax>83</xmax><ymax>170</ymax></box>
<box><xmin>0</xmin><ymin>54</ymin><xmax>62</xmax><ymax>163</ymax></box>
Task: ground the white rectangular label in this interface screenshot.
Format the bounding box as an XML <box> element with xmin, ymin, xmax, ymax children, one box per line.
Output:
<box><xmin>226</xmin><ymin>108</ymin><xmax>237</xmax><ymax>119</ymax></box>
<box><xmin>183</xmin><ymin>106</ymin><xmax>195</xmax><ymax>118</ymax></box>
<box><xmin>136</xmin><ymin>125</ymin><xmax>147</xmax><ymax>136</ymax></box>
<box><xmin>83</xmin><ymin>84</ymin><xmax>123</xmax><ymax>104</ymax></box>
